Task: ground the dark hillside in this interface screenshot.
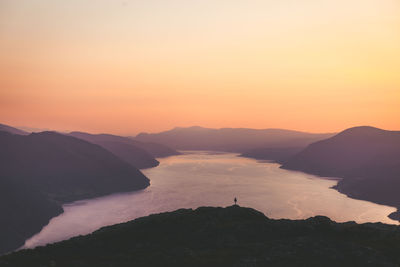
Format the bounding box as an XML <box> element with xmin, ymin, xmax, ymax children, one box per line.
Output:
<box><xmin>2</xmin><ymin>206</ymin><xmax>400</xmax><ymax>267</ymax></box>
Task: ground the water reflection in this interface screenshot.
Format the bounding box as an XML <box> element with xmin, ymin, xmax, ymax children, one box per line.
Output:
<box><xmin>24</xmin><ymin>151</ymin><xmax>398</xmax><ymax>248</ymax></box>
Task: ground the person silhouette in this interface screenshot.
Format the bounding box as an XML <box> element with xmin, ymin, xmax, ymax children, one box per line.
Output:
<box><xmin>234</xmin><ymin>197</ymin><xmax>237</xmax><ymax>205</ymax></box>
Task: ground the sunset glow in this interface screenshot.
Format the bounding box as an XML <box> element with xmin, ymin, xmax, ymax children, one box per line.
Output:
<box><xmin>1</xmin><ymin>0</ymin><xmax>399</xmax><ymax>134</ymax></box>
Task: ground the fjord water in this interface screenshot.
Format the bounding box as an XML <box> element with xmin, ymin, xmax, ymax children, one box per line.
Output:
<box><xmin>24</xmin><ymin>151</ymin><xmax>397</xmax><ymax>248</ymax></box>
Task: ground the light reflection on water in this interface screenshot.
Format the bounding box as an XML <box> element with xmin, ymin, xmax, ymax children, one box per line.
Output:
<box><xmin>24</xmin><ymin>151</ymin><xmax>398</xmax><ymax>248</ymax></box>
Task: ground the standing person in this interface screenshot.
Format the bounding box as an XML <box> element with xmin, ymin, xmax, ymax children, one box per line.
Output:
<box><xmin>234</xmin><ymin>197</ymin><xmax>237</xmax><ymax>205</ymax></box>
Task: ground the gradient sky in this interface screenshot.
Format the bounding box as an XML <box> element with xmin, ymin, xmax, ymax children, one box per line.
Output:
<box><xmin>1</xmin><ymin>0</ymin><xmax>399</xmax><ymax>135</ymax></box>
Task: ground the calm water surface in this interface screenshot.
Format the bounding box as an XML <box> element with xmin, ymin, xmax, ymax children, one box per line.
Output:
<box><xmin>24</xmin><ymin>151</ymin><xmax>398</xmax><ymax>248</ymax></box>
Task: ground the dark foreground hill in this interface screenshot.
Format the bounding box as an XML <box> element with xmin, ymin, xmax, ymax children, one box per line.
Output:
<box><xmin>2</xmin><ymin>206</ymin><xmax>400</xmax><ymax>267</ymax></box>
<box><xmin>0</xmin><ymin>131</ymin><xmax>150</xmax><ymax>255</ymax></box>
<box><xmin>281</xmin><ymin>126</ymin><xmax>400</xmax><ymax>218</ymax></box>
<box><xmin>69</xmin><ymin>132</ymin><xmax>180</xmax><ymax>168</ymax></box>
<box><xmin>135</xmin><ymin>126</ymin><xmax>334</xmax><ymax>153</ymax></box>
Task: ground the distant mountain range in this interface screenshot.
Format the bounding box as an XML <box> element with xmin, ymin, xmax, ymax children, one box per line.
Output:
<box><xmin>69</xmin><ymin>132</ymin><xmax>180</xmax><ymax>159</ymax></box>
<box><xmin>134</xmin><ymin>126</ymin><xmax>334</xmax><ymax>152</ymax></box>
<box><xmin>2</xmin><ymin>206</ymin><xmax>400</xmax><ymax>266</ymax></box>
<box><xmin>0</xmin><ymin>123</ymin><xmax>29</xmax><ymax>135</ymax></box>
<box><xmin>68</xmin><ymin>132</ymin><xmax>180</xmax><ymax>169</ymax></box>
<box><xmin>1</xmin><ymin>122</ymin><xmax>400</xmax><ymax>255</ymax></box>
<box><xmin>0</xmin><ymin>123</ymin><xmax>180</xmax><ymax>169</ymax></box>
<box><xmin>0</xmin><ymin>130</ymin><xmax>150</xmax><ymax>255</ymax></box>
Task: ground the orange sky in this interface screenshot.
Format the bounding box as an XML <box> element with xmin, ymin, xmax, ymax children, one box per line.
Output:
<box><xmin>1</xmin><ymin>0</ymin><xmax>399</xmax><ymax>135</ymax></box>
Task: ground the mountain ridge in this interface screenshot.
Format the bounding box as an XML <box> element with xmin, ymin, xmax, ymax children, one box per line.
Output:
<box><xmin>0</xmin><ymin>123</ymin><xmax>29</xmax><ymax>135</ymax></box>
<box><xmin>69</xmin><ymin>131</ymin><xmax>180</xmax><ymax>159</ymax></box>
<box><xmin>135</xmin><ymin>126</ymin><xmax>335</xmax><ymax>152</ymax></box>
<box><xmin>68</xmin><ymin>132</ymin><xmax>160</xmax><ymax>169</ymax></box>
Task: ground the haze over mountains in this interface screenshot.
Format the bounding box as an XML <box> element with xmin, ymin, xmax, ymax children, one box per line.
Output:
<box><xmin>1</xmin><ymin>122</ymin><xmax>400</xmax><ymax>259</ymax></box>
<box><xmin>135</xmin><ymin>126</ymin><xmax>334</xmax><ymax>152</ymax></box>
<box><xmin>69</xmin><ymin>132</ymin><xmax>180</xmax><ymax>159</ymax></box>
<box><xmin>0</xmin><ymin>123</ymin><xmax>180</xmax><ymax>169</ymax></box>
<box><xmin>0</xmin><ymin>123</ymin><xmax>29</xmax><ymax>136</ymax></box>
<box><xmin>68</xmin><ymin>132</ymin><xmax>180</xmax><ymax>169</ymax></box>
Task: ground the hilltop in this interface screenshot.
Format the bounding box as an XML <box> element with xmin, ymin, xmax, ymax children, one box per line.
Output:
<box><xmin>2</xmin><ymin>206</ymin><xmax>400</xmax><ymax>266</ymax></box>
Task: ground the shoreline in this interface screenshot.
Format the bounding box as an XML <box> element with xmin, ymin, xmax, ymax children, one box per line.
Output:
<box><xmin>238</xmin><ymin>154</ymin><xmax>400</xmax><ymax>223</ymax></box>
<box><xmin>332</xmin><ymin>183</ymin><xmax>400</xmax><ymax>223</ymax></box>
<box><xmin>16</xmin><ymin>153</ymin><xmax>399</xmax><ymax>255</ymax></box>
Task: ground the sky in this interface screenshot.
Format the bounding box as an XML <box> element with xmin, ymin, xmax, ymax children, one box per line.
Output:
<box><xmin>0</xmin><ymin>0</ymin><xmax>399</xmax><ymax>135</ymax></box>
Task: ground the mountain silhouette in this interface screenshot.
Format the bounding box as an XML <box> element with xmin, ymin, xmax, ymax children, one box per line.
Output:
<box><xmin>135</xmin><ymin>126</ymin><xmax>334</xmax><ymax>152</ymax></box>
<box><xmin>2</xmin><ymin>206</ymin><xmax>400</xmax><ymax>266</ymax></box>
<box><xmin>69</xmin><ymin>132</ymin><xmax>159</xmax><ymax>169</ymax></box>
<box><xmin>0</xmin><ymin>131</ymin><xmax>150</xmax><ymax>254</ymax></box>
<box><xmin>1</xmin><ymin>131</ymin><xmax>150</xmax><ymax>201</ymax></box>
<box><xmin>0</xmin><ymin>123</ymin><xmax>29</xmax><ymax>135</ymax></box>
<box><xmin>282</xmin><ymin>126</ymin><xmax>400</xmax><ymax>212</ymax></box>
<box><xmin>69</xmin><ymin>132</ymin><xmax>180</xmax><ymax>165</ymax></box>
